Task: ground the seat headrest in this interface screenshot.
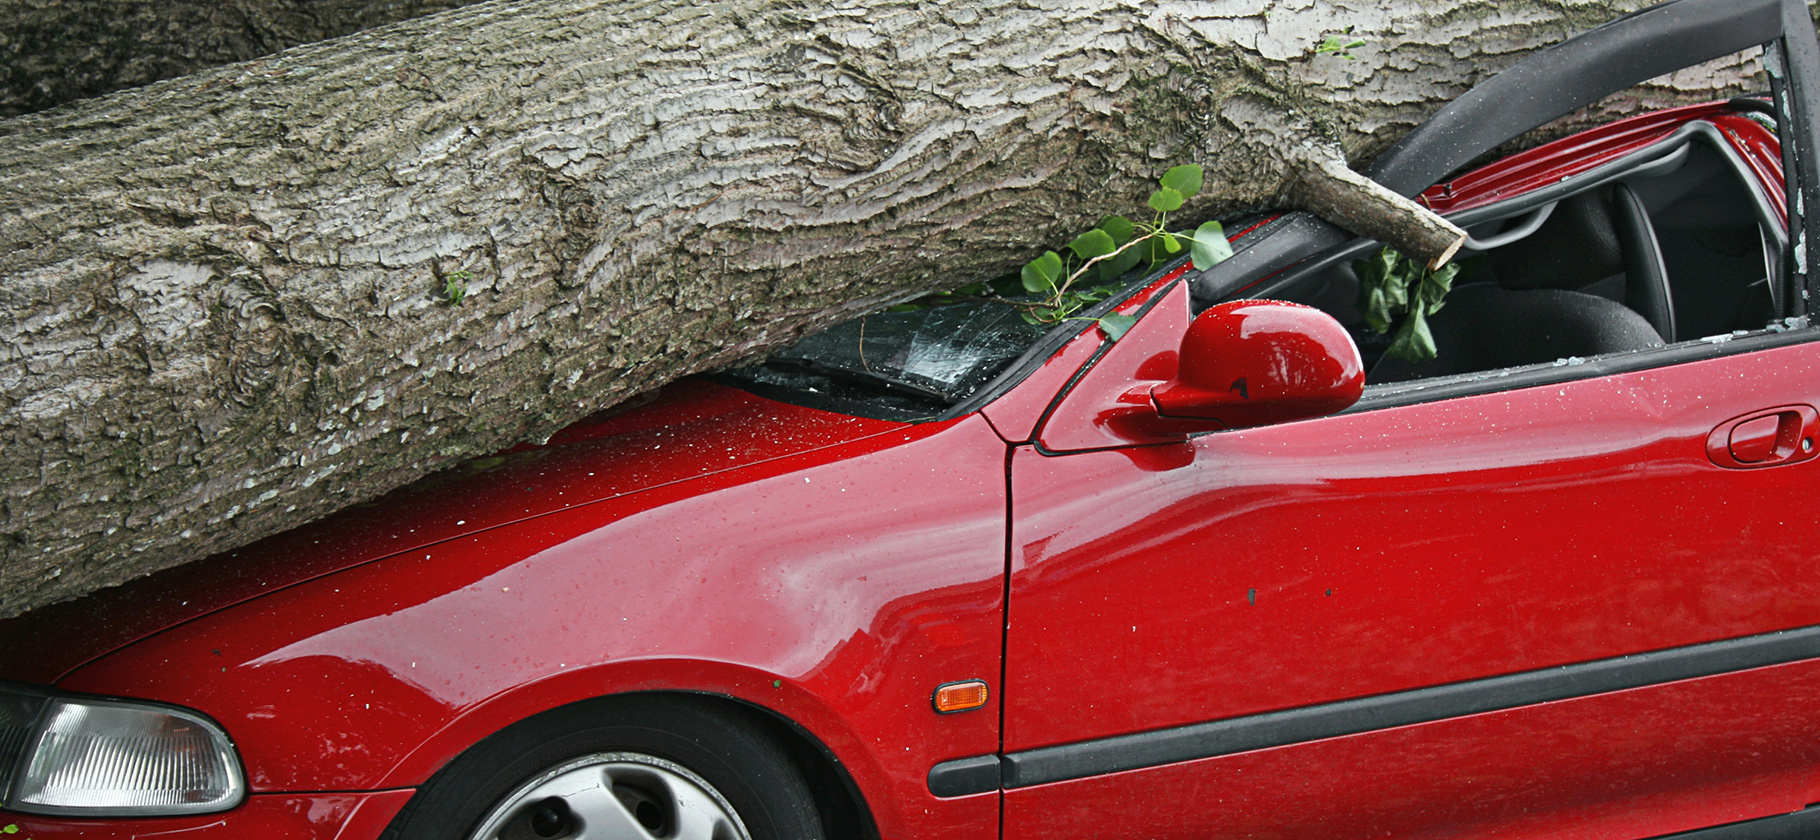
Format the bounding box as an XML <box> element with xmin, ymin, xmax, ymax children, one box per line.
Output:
<box><xmin>1488</xmin><ymin>189</ymin><xmax>1622</xmax><ymax>291</ymax></box>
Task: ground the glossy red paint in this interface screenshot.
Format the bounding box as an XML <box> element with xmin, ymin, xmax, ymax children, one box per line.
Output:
<box><xmin>51</xmin><ymin>412</ymin><xmax>1009</xmax><ymax>839</ymax></box>
<box><xmin>1151</xmin><ymin>300</ymin><xmax>1364</xmax><ymax>428</ymax></box>
<box><xmin>0</xmin><ymin>790</ymin><xmax>413</xmax><ymax>839</ymax></box>
<box><xmin>976</xmin><ymin>326</ymin><xmax>1103</xmax><ymax>444</ymax></box>
<box><xmin>1038</xmin><ymin>283</ymin><xmax>1195</xmax><ymax>451</ymax></box>
<box><xmin>1006</xmin><ymin>336</ymin><xmax>1820</xmax><ymax>834</ymax></box>
<box><xmin>1031</xmin><ymin>290</ymin><xmax>1365</xmax><ymax>449</ymax></box>
<box><xmin>1015</xmin><ymin>338</ymin><xmax>1820</xmax><ymax>741</ymax></box>
<box><xmin>1419</xmin><ymin>102</ymin><xmax>1785</xmax><ymax>222</ymax></box>
<box><xmin>0</xmin><ymin>380</ymin><xmax>903</xmax><ymax>685</ymax></box>
<box><xmin>1005</xmin><ymin>659</ymin><xmax>1820</xmax><ymax>839</ymax></box>
<box><xmin>978</xmin><ymin>263</ymin><xmax>1191</xmax><ymax>444</ymax></box>
<box><xmin>1706</xmin><ymin>404</ymin><xmax>1820</xmax><ymax>468</ymax></box>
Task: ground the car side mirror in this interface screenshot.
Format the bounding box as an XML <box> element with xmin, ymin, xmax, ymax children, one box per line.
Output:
<box><xmin>1149</xmin><ymin>300</ymin><xmax>1365</xmax><ymax>431</ymax></box>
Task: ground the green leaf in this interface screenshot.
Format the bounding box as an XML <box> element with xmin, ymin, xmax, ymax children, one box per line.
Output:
<box><xmin>1315</xmin><ymin>32</ymin><xmax>1368</xmax><ymax>59</ymax></box>
<box><xmin>3</xmin><ymin>825</ymin><xmax>18</xmax><ymax>835</ymax></box>
<box><xmin>1364</xmin><ymin>286</ymin><xmax>1392</xmax><ymax>333</ymax></box>
<box><xmin>1373</xmin><ymin>247</ymin><xmax>1401</xmax><ymax>279</ymax></box>
<box><xmin>1380</xmin><ymin>263</ymin><xmax>1410</xmax><ymax>310</ymax></box>
<box><xmin>1067</xmin><ymin>228</ymin><xmax>1118</xmax><ymax>261</ymax></box>
<box><xmin>1190</xmin><ymin>220</ymin><xmax>1233</xmax><ymax>270</ymax></box>
<box><xmin>1161</xmin><ymin>232</ymin><xmax>1182</xmax><ymax>254</ymax></box>
<box><xmin>1387</xmin><ymin>306</ymin><xmax>1438</xmax><ymax>361</ymax></box>
<box><xmin>1418</xmin><ymin>262</ymin><xmax>1458</xmax><ymax>314</ymax></box>
<box><xmin>1097</xmin><ymin>215</ymin><xmax>1136</xmax><ymax>244</ymax></box>
<box><xmin>1159</xmin><ymin>164</ymin><xmax>1204</xmax><ymax>200</ymax></box>
<box><xmin>1148</xmin><ymin>187</ymin><xmax>1185</xmax><ymax>213</ymax></box>
<box><xmin>1021</xmin><ymin>250</ymin><xmax>1064</xmax><ymax>293</ymax></box>
<box><xmin>1098</xmin><ymin>313</ymin><xmax>1138</xmax><ymax>341</ymax></box>
<box><xmin>1352</xmin><ymin>259</ymin><xmax>1376</xmax><ymax>290</ymax></box>
<box><xmin>1354</xmin><ymin>246</ymin><xmax>1457</xmax><ymax>351</ymax></box>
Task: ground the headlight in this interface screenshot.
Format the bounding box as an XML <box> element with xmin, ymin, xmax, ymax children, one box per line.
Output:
<box><xmin>0</xmin><ymin>683</ymin><xmax>245</xmax><ymax>816</ymax></box>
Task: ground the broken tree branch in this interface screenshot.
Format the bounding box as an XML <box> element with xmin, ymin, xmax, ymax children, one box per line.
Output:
<box><xmin>1289</xmin><ymin>144</ymin><xmax>1468</xmax><ymax>270</ymax></box>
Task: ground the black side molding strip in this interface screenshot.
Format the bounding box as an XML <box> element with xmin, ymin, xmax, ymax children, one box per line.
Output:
<box><xmin>926</xmin><ymin>754</ymin><xmax>1000</xmax><ymax>798</ymax></box>
<box><xmin>1006</xmin><ymin>624</ymin><xmax>1820</xmax><ymax>787</ymax></box>
<box><xmin>1656</xmin><ymin>803</ymin><xmax>1820</xmax><ymax>839</ymax></box>
<box><xmin>1005</xmin><ymin>624</ymin><xmax>1820</xmax><ymax>787</ymax></box>
<box><xmin>929</xmin><ymin>623</ymin><xmax>1820</xmax><ymax>796</ymax></box>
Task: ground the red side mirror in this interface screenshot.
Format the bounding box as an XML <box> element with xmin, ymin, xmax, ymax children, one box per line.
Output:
<box><xmin>1151</xmin><ymin>300</ymin><xmax>1364</xmax><ymax>430</ymax></box>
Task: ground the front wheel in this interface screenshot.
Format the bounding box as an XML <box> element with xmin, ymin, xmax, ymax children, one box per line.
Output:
<box><xmin>383</xmin><ymin>695</ymin><xmax>824</xmax><ymax>840</ymax></box>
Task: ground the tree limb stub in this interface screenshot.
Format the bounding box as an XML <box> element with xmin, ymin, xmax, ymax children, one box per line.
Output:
<box><xmin>1289</xmin><ymin>145</ymin><xmax>1467</xmax><ymax>270</ymax></box>
<box><xmin>1216</xmin><ymin>94</ymin><xmax>1465</xmax><ymax>269</ymax></box>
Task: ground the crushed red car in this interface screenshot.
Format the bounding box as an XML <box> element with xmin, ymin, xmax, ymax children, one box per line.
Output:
<box><xmin>7</xmin><ymin>0</ymin><xmax>1820</xmax><ymax>837</ymax></box>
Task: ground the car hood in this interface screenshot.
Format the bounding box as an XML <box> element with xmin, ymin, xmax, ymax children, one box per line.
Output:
<box><xmin>0</xmin><ymin>379</ymin><xmax>906</xmax><ymax>685</ymax></box>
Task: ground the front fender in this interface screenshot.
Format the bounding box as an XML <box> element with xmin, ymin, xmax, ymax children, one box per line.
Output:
<box><xmin>57</xmin><ymin>414</ymin><xmax>1010</xmax><ymax>840</ymax></box>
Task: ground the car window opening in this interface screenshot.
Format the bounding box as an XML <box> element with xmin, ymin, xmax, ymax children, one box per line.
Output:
<box><xmin>1242</xmin><ymin>110</ymin><xmax>1792</xmax><ymax>389</ymax></box>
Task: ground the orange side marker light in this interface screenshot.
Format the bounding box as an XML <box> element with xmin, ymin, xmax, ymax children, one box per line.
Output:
<box><xmin>933</xmin><ymin>679</ymin><xmax>990</xmax><ymax>714</ymax></box>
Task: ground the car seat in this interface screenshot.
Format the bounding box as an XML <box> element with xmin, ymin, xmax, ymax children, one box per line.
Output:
<box><xmin>1370</xmin><ymin>188</ymin><xmax>1670</xmax><ymax>383</ymax></box>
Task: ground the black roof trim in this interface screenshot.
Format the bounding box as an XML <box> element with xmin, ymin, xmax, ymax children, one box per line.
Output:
<box><xmin>1366</xmin><ymin>0</ymin><xmax>1783</xmax><ymax>197</ymax></box>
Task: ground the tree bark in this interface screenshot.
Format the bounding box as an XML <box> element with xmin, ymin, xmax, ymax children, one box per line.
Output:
<box><xmin>0</xmin><ymin>0</ymin><xmax>486</xmax><ymax>119</ymax></box>
<box><xmin>1292</xmin><ymin>148</ymin><xmax>1465</xmax><ymax>270</ymax></box>
<box><xmin>0</xmin><ymin>0</ymin><xmax>1769</xmax><ymax>617</ymax></box>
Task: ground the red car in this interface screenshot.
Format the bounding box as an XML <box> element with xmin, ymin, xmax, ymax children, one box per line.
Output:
<box><xmin>7</xmin><ymin>0</ymin><xmax>1820</xmax><ymax>837</ymax></box>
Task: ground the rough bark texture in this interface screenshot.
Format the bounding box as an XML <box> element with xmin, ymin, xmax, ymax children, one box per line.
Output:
<box><xmin>0</xmin><ymin>0</ymin><xmax>487</xmax><ymax>119</ymax></box>
<box><xmin>0</xmin><ymin>0</ymin><xmax>1770</xmax><ymax>617</ymax></box>
<box><xmin>1292</xmin><ymin>147</ymin><xmax>1466</xmax><ymax>269</ymax></box>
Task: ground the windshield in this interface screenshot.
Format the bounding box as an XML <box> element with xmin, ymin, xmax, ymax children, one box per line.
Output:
<box><xmin>718</xmin><ymin>297</ymin><xmax>1050</xmax><ymax>421</ymax></box>
<box><xmin>716</xmin><ymin>246</ymin><xmax>1198</xmax><ymax>421</ymax></box>
<box><xmin>780</xmin><ymin>302</ymin><xmax>1047</xmax><ymax>398</ymax></box>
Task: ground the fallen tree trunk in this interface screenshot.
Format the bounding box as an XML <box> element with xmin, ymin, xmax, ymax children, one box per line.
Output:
<box><xmin>0</xmin><ymin>0</ymin><xmax>1768</xmax><ymax>617</ymax></box>
<box><xmin>0</xmin><ymin>0</ymin><xmax>486</xmax><ymax>119</ymax></box>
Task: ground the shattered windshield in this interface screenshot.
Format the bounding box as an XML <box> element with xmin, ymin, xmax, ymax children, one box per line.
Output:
<box><xmin>779</xmin><ymin>302</ymin><xmax>1049</xmax><ymax>398</ymax></box>
<box><xmin>718</xmin><ymin>297</ymin><xmax>1050</xmax><ymax>421</ymax></box>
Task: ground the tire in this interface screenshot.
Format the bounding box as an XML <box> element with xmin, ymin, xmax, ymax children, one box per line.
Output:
<box><xmin>382</xmin><ymin>695</ymin><xmax>825</xmax><ymax>840</ymax></box>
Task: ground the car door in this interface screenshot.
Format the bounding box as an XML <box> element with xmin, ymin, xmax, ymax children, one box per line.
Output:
<box><xmin>997</xmin><ymin>0</ymin><xmax>1820</xmax><ymax>836</ymax></box>
<box><xmin>1003</xmin><ymin>280</ymin><xmax>1820</xmax><ymax>838</ymax></box>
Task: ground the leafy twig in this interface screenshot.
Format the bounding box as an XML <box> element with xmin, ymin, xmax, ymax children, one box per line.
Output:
<box><xmin>1353</xmin><ymin>246</ymin><xmax>1457</xmax><ymax>361</ymax></box>
<box><xmin>1018</xmin><ymin>164</ymin><xmax>1235</xmax><ymax>327</ymax></box>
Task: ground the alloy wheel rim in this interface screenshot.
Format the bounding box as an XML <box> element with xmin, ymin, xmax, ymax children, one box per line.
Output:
<box><xmin>467</xmin><ymin>751</ymin><xmax>751</xmax><ymax>840</ymax></box>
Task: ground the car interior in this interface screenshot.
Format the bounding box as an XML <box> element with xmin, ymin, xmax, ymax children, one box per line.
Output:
<box><xmin>1236</xmin><ymin>110</ymin><xmax>1788</xmax><ymax>389</ymax></box>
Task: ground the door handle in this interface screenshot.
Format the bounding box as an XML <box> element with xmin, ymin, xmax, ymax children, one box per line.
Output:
<box><xmin>1706</xmin><ymin>405</ymin><xmax>1820</xmax><ymax>468</ymax></box>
